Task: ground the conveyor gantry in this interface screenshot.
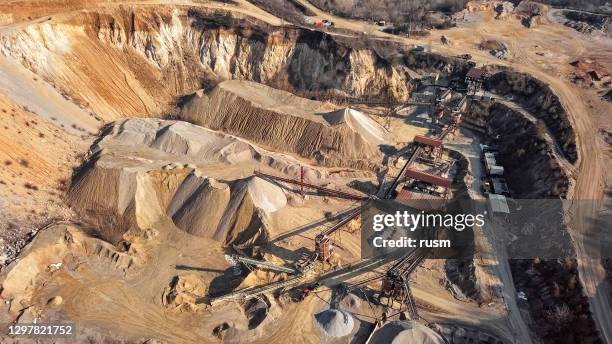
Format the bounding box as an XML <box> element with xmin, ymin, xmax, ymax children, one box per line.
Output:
<box><xmin>227</xmin><ymin>254</ymin><xmax>300</xmax><ymax>275</ymax></box>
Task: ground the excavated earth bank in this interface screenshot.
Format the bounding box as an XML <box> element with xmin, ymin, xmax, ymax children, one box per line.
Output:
<box><xmin>464</xmin><ymin>97</ymin><xmax>600</xmax><ymax>343</ymax></box>
<box><xmin>484</xmin><ymin>68</ymin><xmax>578</xmax><ymax>163</ymax></box>
<box><xmin>0</xmin><ymin>5</ymin><xmax>478</xmax><ymax>124</ymax></box>
<box><xmin>0</xmin><ymin>7</ymin><xmax>407</xmax><ymax>120</ymax></box>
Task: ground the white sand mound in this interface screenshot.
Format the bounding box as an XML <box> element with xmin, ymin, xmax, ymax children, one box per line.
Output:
<box><xmin>245</xmin><ymin>176</ymin><xmax>286</xmax><ymax>213</ymax></box>
<box><xmin>371</xmin><ymin>321</ymin><xmax>445</xmax><ymax>344</ymax></box>
<box><xmin>314</xmin><ymin>309</ymin><xmax>354</xmax><ymax>338</ymax></box>
<box><xmin>322</xmin><ymin>108</ymin><xmax>387</xmax><ymax>145</ymax></box>
<box><xmin>94</xmin><ymin>119</ymin><xmax>257</xmax><ymax>165</ymax></box>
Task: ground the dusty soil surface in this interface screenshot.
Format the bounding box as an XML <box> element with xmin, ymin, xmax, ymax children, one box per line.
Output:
<box><xmin>0</xmin><ymin>0</ymin><xmax>609</xmax><ymax>343</ymax></box>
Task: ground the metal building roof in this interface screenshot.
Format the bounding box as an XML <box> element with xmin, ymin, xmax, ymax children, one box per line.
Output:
<box><xmin>466</xmin><ymin>67</ymin><xmax>489</xmax><ymax>80</ymax></box>
<box><xmin>404</xmin><ymin>168</ymin><xmax>451</xmax><ymax>188</ymax></box>
<box><xmin>488</xmin><ymin>194</ymin><xmax>510</xmax><ymax>214</ymax></box>
<box><xmin>414</xmin><ymin>135</ymin><xmax>443</xmax><ymax>147</ymax></box>
<box><xmin>491</xmin><ymin>178</ymin><xmax>509</xmax><ymax>194</ymax></box>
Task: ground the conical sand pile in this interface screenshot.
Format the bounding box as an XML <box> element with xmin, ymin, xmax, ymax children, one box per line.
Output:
<box><xmin>370</xmin><ymin>321</ymin><xmax>445</xmax><ymax>344</ymax></box>
<box><xmin>314</xmin><ymin>309</ymin><xmax>354</xmax><ymax>338</ymax></box>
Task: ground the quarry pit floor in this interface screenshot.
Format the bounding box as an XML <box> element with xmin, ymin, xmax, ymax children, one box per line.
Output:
<box><xmin>0</xmin><ymin>1</ymin><xmax>610</xmax><ymax>343</ymax></box>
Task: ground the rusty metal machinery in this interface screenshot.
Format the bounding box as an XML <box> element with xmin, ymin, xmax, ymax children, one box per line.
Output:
<box><xmin>315</xmin><ymin>206</ymin><xmax>363</xmax><ymax>261</ymax></box>
<box><xmin>254</xmin><ymin>171</ymin><xmax>367</xmax><ymax>201</ymax></box>
<box><xmin>380</xmin><ymin>248</ymin><xmax>426</xmax><ymax>319</ymax></box>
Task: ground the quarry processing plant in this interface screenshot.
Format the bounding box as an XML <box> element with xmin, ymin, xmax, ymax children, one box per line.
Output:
<box><xmin>0</xmin><ymin>1</ymin><xmax>610</xmax><ymax>344</ymax></box>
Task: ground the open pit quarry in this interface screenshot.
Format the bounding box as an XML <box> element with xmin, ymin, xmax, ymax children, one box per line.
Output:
<box><xmin>0</xmin><ymin>1</ymin><xmax>610</xmax><ymax>344</ymax></box>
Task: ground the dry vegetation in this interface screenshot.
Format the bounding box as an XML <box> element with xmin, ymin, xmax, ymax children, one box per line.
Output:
<box><xmin>537</xmin><ymin>0</ymin><xmax>611</xmax><ymax>13</ymax></box>
<box><xmin>0</xmin><ymin>94</ymin><xmax>80</xmax><ymax>264</ymax></box>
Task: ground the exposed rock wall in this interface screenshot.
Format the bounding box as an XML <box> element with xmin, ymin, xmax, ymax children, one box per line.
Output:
<box><xmin>487</xmin><ymin>102</ymin><xmax>571</xmax><ymax>198</ymax></box>
<box><xmin>83</xmin><ymin>8</ymin><xmax>412</xmax><ymax>104</ymax></box>
<box><xmin>401</xmin><ymin>50</ymin><xmax>474</xmax><ymax>76</ymax></box>
<box><xmin>0</xmin><ymin>6</ymin><xmax>479</xmax><ymax>122</ymax></box>
<box><xmin>485</xmin><ymin>70</ymin><xmax>577</xmax><ymax>163</ymax></box>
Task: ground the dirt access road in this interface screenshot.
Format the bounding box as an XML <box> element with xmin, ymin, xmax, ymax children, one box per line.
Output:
<box><xmin>0</xmin><ymin>0</ymin><xmax>609</xmax><ymax>342</ymax></box>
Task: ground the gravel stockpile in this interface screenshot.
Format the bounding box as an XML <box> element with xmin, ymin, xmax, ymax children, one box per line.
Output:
<box><xmin>371</xmin><ymin>321</ymin><xmax>445</xmax><ymax>344</ymax></box>
<box><xmin>314</xmin><ymin>309</ymin><xmax>354</xmax><ymax>338</ymax></box>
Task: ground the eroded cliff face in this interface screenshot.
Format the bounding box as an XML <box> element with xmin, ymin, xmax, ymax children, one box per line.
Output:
<box><xmin>487</xmin><ymin>102</ymin><xmax>571</xmax><ymax>198</ymax></box>
<box><xmin>0</xmin><ymin>7</ymin><xmax>420</xmax><ymax>122</ymax></box>
<box><xmin>485</xmin><ymin>69</ymin><xmax>577</xmax><ymax>163</ymax></box>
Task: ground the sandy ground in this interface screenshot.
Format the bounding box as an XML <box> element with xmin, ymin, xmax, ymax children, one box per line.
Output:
<box><xmin>0</xmin><ymin>1</ymin><xmax>609</xmax><ymax>343</ymax></box>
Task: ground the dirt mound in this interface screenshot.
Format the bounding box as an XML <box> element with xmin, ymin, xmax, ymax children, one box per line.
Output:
<box><xmin>478</xmin><ymin>39</ymin><xmax>508</xmax><ymax>59</ymax></box>
<box><xmin>170</xmin><ymin>177</ymin><xmax>231</xmax><ymax>237</ymax></box>
<box><xmin>243</xmin><ymin>296</ymin><xmax>270</xmax><ymax>329</ymax></box>
<box><xmin>239</xmin><ymin>268</ymin><xmax>287</xmax><ymax>289</ymax></box>
<box><xmin>163</xmin><ymin>274</ymin><xmax>208</xmax><ymax>312</ymax></box>
<box><xmin>169</xmin><ymin>174</ymin><xmax>285</xmax><ymax>244</ymax></box>
<box><xmin>314</xmin><ymin>309</ymin><xmax>354</xmax><ymax>338</ymax></box>
<box><xmin>370</xmin><ymin>321</ymin><xmax>445</xmax><ymax>344</ymax></box>
<box><xmin>213</xmin><ymin>176</ymin><xmax>282</xmax><ymax>245</ymax></box>
<box><xmin>0</xmin><ymin>224</ymin><xmax>138</xmax><ymax>317</ymax></box>
<box><xmin>180</xmin><ymin>80</ymin><xmax>385</xmax><ymax>170</ymax></box>
<box><xmin>69</xmin><ymin>119</ymin><xmax>294</xmax><ymax>245</ymax></box>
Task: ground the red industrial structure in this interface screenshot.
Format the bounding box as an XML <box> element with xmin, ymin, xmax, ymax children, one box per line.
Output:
<box><xmin>254</xmin><ymin>171</ymin><xmax>365</xmax><ymax>261</ymax></box>
<box><xmin>414</xmin><ymin>135</ymin><xmax>444</xmax><ymax>161</ymax></box>
<box><xmin>414</xmin><ymin>135</ymin><xmax>443</xmax><ymax>147</ymax></box>
<box><xmin>403</xmin><ymin>168</ymin><xmax>451</xmax><ymax>188</ymax></box>
<box><xmin>254</xmin><ymin>171</ymin><xmax>365</xmax><ymax>201</ymax></box>
<box><xmin>465</xmin><ymin>67</ymin><xmax>489</xmax><ymax>95</ymax></box>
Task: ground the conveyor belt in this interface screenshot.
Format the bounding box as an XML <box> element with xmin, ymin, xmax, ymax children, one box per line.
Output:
<box><xmin>228</xmin><ymin>255</ymin><xmax>300</xmax><ymax>275</ymax></box>
<box><xmin>255</xmin><ymin>171</ymin><xmax>367</xmax><ymax>201</ymax></box>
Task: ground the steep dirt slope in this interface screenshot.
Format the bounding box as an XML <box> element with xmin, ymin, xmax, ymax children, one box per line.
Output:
<box><xmin>485</xmin><ymin>69</ymin><xmax>578</xmax><ymax>163</ymax></box>
<box><xmin>0</xmin><ymin>93</ymin><xmax>82</xmax><ymax>264</ymax></box>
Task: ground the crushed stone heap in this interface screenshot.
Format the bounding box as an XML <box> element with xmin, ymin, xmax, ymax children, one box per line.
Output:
<box><xmin>370</xmin><ymin>321</ymin><xmax>445</xmax><ymax>344</ymax></box>
<box><xmin>68</xmin><ymin>118</ymin><xmax>291</xmax><ymax>245</ymax></box>
<box><xmin>314</xmin><ymin>309</ymin><xmax>354</xmax><ymax>338</ymax></box>
<box><xmin>180</xmin><ymin>80</ymin><xmax>388</xmax><ymax>170</ymax></box>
